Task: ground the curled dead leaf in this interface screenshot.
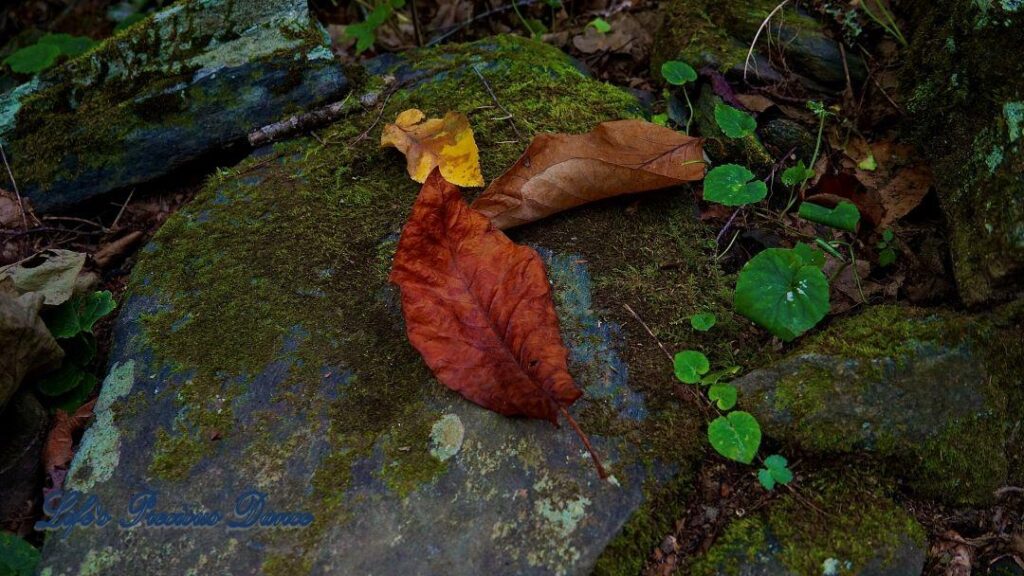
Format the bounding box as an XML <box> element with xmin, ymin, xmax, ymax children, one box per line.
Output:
<box><xmin>390</xmin><ymin>170</ymin><xmax>606</xmax><ymax>477</ymax></box>
<box><xmin>472</xmin><ymin>120</ymin><xmax>705</xmax><ymax>229</ymax></box>
<box><xmin>381</xmin><ymin>108</ymin><xmax>484</xmax><ymax>187</ymax></box>
<box><xmin>43</xmin><ymin>397</ymin><xmax>96</xmax><ymax>475</ymax></box>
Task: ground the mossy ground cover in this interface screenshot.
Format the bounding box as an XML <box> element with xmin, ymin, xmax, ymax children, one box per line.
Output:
<box><xmin>74</xmin><ymin>35</ymin><xmax>773</xmax><ymax>574</ymax></box>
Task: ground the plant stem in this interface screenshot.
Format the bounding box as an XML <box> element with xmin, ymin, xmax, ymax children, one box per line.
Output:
<box><xmin>683</xmin><ymin>88</ymin><xmax>695</xmax><ymax>134</ymax></box>
<box><xmin>510</xmin><ymin>0</ymin><xmax>534</xmax><ymax>37</ymax></box>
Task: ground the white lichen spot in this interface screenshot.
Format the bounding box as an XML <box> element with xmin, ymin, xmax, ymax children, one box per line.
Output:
<box><xmin>67</xmin><ymin>361</ymin><xmax>135</xmax><ymax>491</ymax></box>
<box><xmin>429</xmin><ymin>413</ymin><xmax>465</xmax><ymax>462</ymax></box>
<box><xmin>821</xmin><ymin>557</ymin><xmax>841</xmax><ymax>576</ymax></box>
<box><xmin>78</xmin><ymin>547</ymin><xmax>121</xmax><ymax>576</ymax></box>
<box><xmin>535</xmin><ymin>495</ymin><xmax>592</xmax><ymax>538</ymax></box>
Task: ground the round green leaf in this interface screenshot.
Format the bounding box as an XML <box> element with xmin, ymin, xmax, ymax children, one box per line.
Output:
<box><xmin>588</xmin><ymin>18</ymin><xmax>611</xmax><ymax>33</ymax></box>
<box><xmin>704</xmin><ymin>164</ymin><xmax>767</xmax><ymax>206</ymax></box>
<box><xmin>708</xmin><ymin>411</ymin><xmax>761</xmax><ymax>464</ymax></box>
<box><xmin>708</xmin><ymin>383</ymin><xmax>737</xmax><ymax>410</ymax></box>
<box><xmin>661</xmin><ymin>60</ymin><xmax>697</xmax><ymax>85</ymax></box>
<box><xmin>734</xmin><ymin>248</ymin><xmax>829</xmax><ymax>341</ymax></box>
<box><xmin>690</xmin><ymin>312</ymin><xmax>716</xmax><ymax>332</ymax></box>
<box><xmin>781</xmin><ymin>161</ymin><xmax>814</xmax><ymax>187</ymax></box>
<box><xmin>3</xmin><ymin>43</ymin><xmax>60</xmax><ymax>74</ymax></box>
<box><xmin>759</xmin><ymin>454</ymin><xmax>794</xmax><ymax>490</ymax></box>
<box><xmin>673</xmin><ymin>350</ymin><xmax>709</xmax><ymax>384</ymax></box>
<box><xmin>714</xmin><ymin>103</ymin><xmax>757</xmax><ymax>139</ymax></box>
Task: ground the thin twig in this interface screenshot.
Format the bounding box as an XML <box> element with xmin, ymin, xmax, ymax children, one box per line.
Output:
<box><xmin>471</xmin><ymin>64</ymin><xmax>522</xmax><ymax>141</ymax></box>
<box><xmin>622</xmin><ymin>304</ymin><xmax>673</xmax><ymax>362</ymax></box>
<box><xmin>409</xmin><ymin>0</ymin><xmax>423</xmax><ymax>47</ymax></box>
<box><xmin>427</xmin><ymin>0</ymin><xmax>539</xmax><ymax>46</ymax></box>
<box><xmin>743</xmin><ymin>0</ymin><xmax>790</xmax><ymax>83</ymax></box>
<box><xmin>349</xmin><ymin>87</ymin><xmax>399</xmax><ymax>147</ymax></box>
<box><xmin>0</xmin><ymin>143</ymin><xmax>28</xmax><ymax>230</ymax></box>
<box><xmin>110</xmin><ymin>188</ymin><xmax>135</xmax><ymax>231</ymax></box>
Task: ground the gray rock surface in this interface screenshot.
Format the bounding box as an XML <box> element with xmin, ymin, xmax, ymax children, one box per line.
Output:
<box><xmin>0</xmin><ymin>0</ymin><xmax>349</xmax><ymax>212</ymax></box>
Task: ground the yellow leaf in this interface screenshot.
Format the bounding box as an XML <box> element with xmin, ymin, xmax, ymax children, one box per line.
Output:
<box><xmin>381</xmin><ymin>108</ymin><xmax>484</xmax><ymax>187</ymax></box>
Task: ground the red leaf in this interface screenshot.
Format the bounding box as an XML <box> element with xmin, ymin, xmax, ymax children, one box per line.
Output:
<box><xmin>390</xmin><ymin>170</ymin><xmax>606</xmax><ymax>476</ymax></box>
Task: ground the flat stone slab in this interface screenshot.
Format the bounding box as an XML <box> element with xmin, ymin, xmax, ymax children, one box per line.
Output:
<box><xmin>37</xmin><ymin>37</ymin><xmax>707</xmax><ymax>576</ymax></box>
<box><xmin>732</xmin><ymin>305</ymin><xmax>1023</xmax><ymax>505</ymax></box>
<box><xmin>0</xmin><ymin>0</ymin><xmax>348</xmax><ymax>212</ymax></box>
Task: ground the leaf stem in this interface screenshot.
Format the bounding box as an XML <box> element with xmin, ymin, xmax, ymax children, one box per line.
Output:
<box><xmin>683</xmin><ymin>89</ymin><xmax>695</xmax><ymax>135</ymax></box>
<box><xmin>560</xmin><ymin>406</ymin><xmax>609</xmax><ymax>480</ymax></box>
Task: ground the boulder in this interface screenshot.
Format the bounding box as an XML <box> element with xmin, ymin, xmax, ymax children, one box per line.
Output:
<box><xmin>902</xmin><ymin>0</ymin><xmax>1024</xmax><ymax>305</ymax></box>
<box><xmin>653</xmin><ymin>0</ymin><xmax>865</xmax><ymax>91</ymax></box>
<box><xmin>0</xmin><ymin>0</ymin><xmax>349</xmax><ymax>212</ymax></box>
<box><xmin>689</xmin><ymin>466</ymin><xmax>927</xmax><ymax>576</ymax></box>
<box><xmin>37</xmin><ymin>36</ymin><xmax>747</xmax><ymax>576</ymax></box>
<box><xmin>732</xmin><ymin>304</ymin><xmax>1024</xmax><ymax>506</ymax></box>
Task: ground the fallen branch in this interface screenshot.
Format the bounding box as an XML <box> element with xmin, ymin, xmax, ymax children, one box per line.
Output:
<box><xmin>247</xmin><ymin>91</ymin><xmax>379</xmax><ymax>148</ymax></box>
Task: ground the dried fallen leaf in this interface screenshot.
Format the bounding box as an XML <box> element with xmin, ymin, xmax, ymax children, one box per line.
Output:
<box><xmin>0</xmin><ymin>285</ymin><xmax>64</xmax><ymax>412</ymax></box>
<box><xmin>381</xmin><ymin>108</ymin><xmax>483</xmax><ymax>187</ymax></box>
<box><xmin>734</xmin><ymin>94</ymin><xmax>775</xmax><ymax>113</ymax></box>
<box><xmin>43</xmin><ymin>397</ymin><xmax>96</xmax><ymax>476</ymax></box>
<box><xmin>390</xmin><ymin>170</ymin><xmax>605</xmax><ymax>476</ymax></box>
<box><xmin>472</xmin><ymin>120</ymin><xmax>705</xmax><ymax>229</ymax></box>
<box><xmin>0</xmin><ymin>249</ymin><xmax>86</xmax><ymax>305</ymax></box>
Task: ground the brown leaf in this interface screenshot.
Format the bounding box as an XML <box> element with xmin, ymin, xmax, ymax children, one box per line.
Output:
<box><xmin>43</xmin><ymin>397</ymin><xmax>96</xmax><ymax>475</ymax></box>
<box><xmin>0</xmin><ymin>286</ymin><xmax>64</xmax><ymax>412</ymax></box>
<box><xmin>390</xmin><ymin>170</ymin><xmax>605</xmax><ymax>475</ymax></box>
<box><xmin>381</xmin><ymin>108</ymin><xmax>483</xmax><ymax>187</ymax></box>
<box><xmin>0</xmin><ymin>249</ymin><xmax>87</xmax><ymax>305</ymax></box>
<box><xmin>471</xmin><ymin>120</ymin><xmax>705</xmax><ymax>229</ymax></box>
<box><xmin>734</xmin><ymin>94</ymin><xmax>775</xmax><ymax>113</ymax></box>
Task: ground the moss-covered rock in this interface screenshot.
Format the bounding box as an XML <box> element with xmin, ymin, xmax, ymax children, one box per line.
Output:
<box><xmin>0</xmin><ymin>0</ymin><xmax>349</xmax><ymax>212</ymax></box>
<box><xmin>37</xmin><ymin>35</ymin><xmax>751</xmax><ymax>575</ymax></box>
<box><xmin>902</xmin><ymin>0</ymin><xmax>1024</xmax><ymax>305</ymax></box>
<box><xmin>688</xmin><ymin>466</ymin><xmax>927</xmax><ymax>576</ymax></box>
<box><xmin>733</xmin><ymin>304</ymin><xmax>1024</xmax><ymax>506</ymax></box>
<box><xmin>652</xmin><ymin>0</ymin><xmax>864</xmax><ymax>90</ymax></box>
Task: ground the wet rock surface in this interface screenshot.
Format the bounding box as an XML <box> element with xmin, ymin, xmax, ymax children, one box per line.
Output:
<box><xmin>37</xmin><ymin>36</ymin><xmax>708</xmax><ymax>576</ymax></box>
<box><xmin>733</xmin><ymin>304</ymin><xmax>1024</xmax><ymax>506</ymax></box>
<box><xmin>688</xmin><ymin>466</ymin><xmax>927</xmax><ymax>576</ymax></box>
<box><xmin>902</xmin><ymin>0</ymin><xmax>1024</xmax><ymax>305</ymax></box>
<box><xmin>0</xmin><ymin>0</ymin><xmax>349</xmax><ymax>213</ymax></box>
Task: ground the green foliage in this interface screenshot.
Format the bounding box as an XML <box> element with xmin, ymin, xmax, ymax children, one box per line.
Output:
<box><xmin>588</xmin><ymin>18</ymin><xmax>612</xmax><ymax>33</ymax></box>
<box><xmin>792</xmin><ymin>242</ymin><xmax>826</xmax><ymax>268</ymax></box>
<box><xmin>757</xmin><ymin>454</ymin><xmax>794</xmax><ymax>490</ymax></box>
<box><xmin>673</xmin><ymin>350</ymin><xmax>709</xmax><ymax>384</ymax></box>
<box><xmin>660</xmin><ymin>60</ymin><xmax>697</xmax><ymax>85</ymax></box>
<box><xmin>734</xmin><ymin>248</ymin><xmax>830</xmax><ymax>341</ymax></box>
<box><xmin>877</xmin><ymin>229</ymin><xmax>897</xmax><ymax>267</ymax></box>
<box><xmin>651</xmin><ymin>113</ymin><xmax>669</xmax><ymax>126</ymax></box>
<box><xmin>708</xmin><ymin>411</ymin><xmax>761</xmax><ymax>464</ymax></box>
<box><xmin>690</xmin><ymin>312</ymin><xmax>716</xmax><ymax>332</ymax></box>
<box><xmin>346</xmin><ymin>0</ymin><xmax>407</xmax><ymax>54</ymax></box>
<box><xmin>708</xmin><ymin>383</ymin><xmax>737</xmax><ymax>410</ymax></box>
<box><xmin>703</xmin><ymin>164</ymin><xmax>767</xmax><ymax>206</ymax></box>
<box><xmin>39</xmin><ymin>291</ymin><xmax>116</xmax><ymax>411</ymax></box>
<box><xmin>0</xmin><ymin>531</ymin><xmax>39</xmax><ymax>576</ymax></box>
<box><xmin>798</xmin><ymin>201</ymin><xmax>861</xmax><ymax>232</ymax></box>
<box><xmin>46</xmin><ymin>291</ymin><xmax>116</xmax><ymax>338</ymax></box>
<box><xmin>3</xmin><ymin>44</ymin><xmax>60</xmax><ymax>74</ymax></box>
<box><xmin>781</xmin><ymin>161</ymin><xmax>814</xmax><ymax>187</ymax></box>
<box><xmin>713</xmin><ymin>103</ymin><xmax>757</xmax><ymax>139</ymax></box>
<box><xmin>2</xmin><ymin>33</ymin><xmax>96</xmax><ymax>74</ymax></box>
